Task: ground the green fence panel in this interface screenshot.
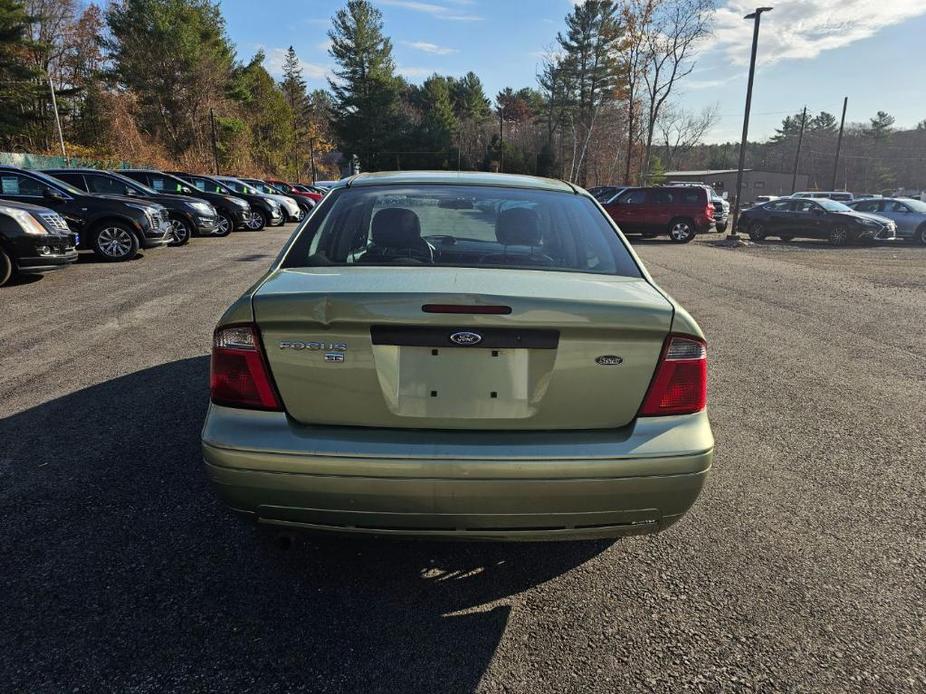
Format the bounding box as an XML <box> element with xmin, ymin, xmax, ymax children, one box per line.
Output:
<box><xmin>0</xmin><ymin>152</ymin><xmax>133</xmax><ymax>170</ymax></box>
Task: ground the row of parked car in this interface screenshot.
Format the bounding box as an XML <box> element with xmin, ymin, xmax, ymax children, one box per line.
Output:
<box><xmin>589</xmin><ymin>183</ymin><xmax>926</xmax><ymax>246</ymax></box>
<box><xmin>0</xmin><ymin>165</ymin><xmax>330</xmax><ymax>286</ymax></box>
<box><xmin>738</xmin><ymin>192</ymin><xmax>926</xmax><ymax>246</ymax></box>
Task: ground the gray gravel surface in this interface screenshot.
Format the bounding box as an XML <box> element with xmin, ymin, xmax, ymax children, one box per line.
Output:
<box><xmin>1</xmin><ymin>231</ymin><xmax>924</xmax><ymax>693</ymax></box>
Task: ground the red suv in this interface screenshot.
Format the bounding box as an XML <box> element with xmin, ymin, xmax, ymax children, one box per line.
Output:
<box><xmin>602</xmin><ymin>186</ymin><xmax>714</xmax><ymax>243</ymax></box>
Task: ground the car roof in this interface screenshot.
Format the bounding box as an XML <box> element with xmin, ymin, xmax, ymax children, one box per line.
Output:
<box><xmin>336</xmin><ymin>170</ymin><xmax>577</xmax><ymax>194</ymax></box>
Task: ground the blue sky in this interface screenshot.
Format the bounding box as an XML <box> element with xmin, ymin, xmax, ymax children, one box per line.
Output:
<box><xmin>220</xmin><ymin>0</ymin><xmax>926</xmax><ymax>143</ymax></box>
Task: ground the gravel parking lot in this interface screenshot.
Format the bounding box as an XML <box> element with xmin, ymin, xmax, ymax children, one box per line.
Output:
<box><xmin>1</xmin><ymin>229</ymin><xmax>924</xmax><ymax>693</ymax></box>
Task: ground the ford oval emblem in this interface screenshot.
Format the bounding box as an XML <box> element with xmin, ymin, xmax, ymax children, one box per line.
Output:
<box><xmin>595</xmin><ymin>355</ymin><xmax>623</xmax><ymax>366</ymax></box>
<box><xmin>450</xmin><ymin>331</ymin><xmax>483</xmax><ymax>346</ymax></box>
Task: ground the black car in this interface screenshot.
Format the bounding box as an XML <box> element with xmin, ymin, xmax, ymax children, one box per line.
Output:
<box><xmin>737</xmin><ymin>197</ymin><xmax>898</xmax><ymax>246</ymax></box>
<box><xmin>43</xmin><ymin>168</ymin><xmax>220</xmax><ymax>246</ymax></box>
<box><xmin>120</xmin><ymin>169</ymin><xmax>251</xmax><ymax>237</ymax></box>
<box><xmin>168</xmin><ymin>172</ymin><xmax>283</xmax><ymax>231</ymax></box>
<box><xmin>0</xmin><ymin>199</ymin><xmax>78</xmax><ymax>286</ymax></box>
<box><xmin>0</xmin><ymin>166</ymin><xmax>171</xmax><ymax>261</ymax></box>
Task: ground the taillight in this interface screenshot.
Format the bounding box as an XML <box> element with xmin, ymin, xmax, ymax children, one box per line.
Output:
<box><xmin>706</xmin><ymin>202</ymin><xmax>715</xmax><ymax>219</ymax></box>
<box><xmin>210</xmin><ymin>324</ymin><xmax>282</xmax><ymax>411</ymax></box>
<box><xmin>639</xmin><ymin>335</ymin><xmax>707</xmax><ymax>417</ymax></box>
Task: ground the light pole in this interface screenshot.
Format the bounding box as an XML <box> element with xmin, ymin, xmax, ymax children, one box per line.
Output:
<box><xmin>729</xmin><ymin>6</ymin><xmax>772</xmax><ymax>242</ymax></box>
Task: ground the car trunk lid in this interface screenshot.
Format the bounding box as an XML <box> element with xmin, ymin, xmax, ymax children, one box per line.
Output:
<box><xmin>253</xmin><ymin>267</ymin><xmax>674</xmax><ymax>430</ymax></box>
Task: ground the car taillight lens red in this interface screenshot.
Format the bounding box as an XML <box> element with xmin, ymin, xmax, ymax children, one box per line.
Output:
<box><xmin>706</xmin><ymin>203</ymin><xmax>715</xmax><ymax>219</ymax></box>
<box><xmin>210</xmin><ymin>324</ymin><xmax>282</xmax><ymax>411</ymax></box>
<box><xmin>639</xmin><ymin>335</ymin><xmax>707</xmax><ymax>416</ymax></box>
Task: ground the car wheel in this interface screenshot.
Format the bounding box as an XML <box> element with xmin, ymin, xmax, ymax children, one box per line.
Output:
<box><xmin>246</xmin><ymin>210</ymin><xmax>267</xmax><ymax>231</ymax></box>
<box><xmin>716</xmin><ymin>222</ymin><xmax>727</xmax><ymax>233</ymax></box>
<box><xmin>748</xmin><ymin>223</ymin><xmax>767</xmax><ymax>242</ymax></box>
<box><xmin>0</xmin><ymin>248</ymin><xmax>12</xmax><ymax>286</ymax></box>
<box><xmin>93</xmin><ymin>223</ymin><xmax>139</xmax><ymax>261</ymax></box>
<box><xmin>828</xmin><ymin>225</ymin><xmax>849</xmax><ymax>246</ymax></box>
<box><xmin>167</xmin><ymin>216</ymin><xmax>192</xmax><ymax>246</ymax></box>
<box><xmin>668</xmin><ymin>218</ymin><xmax>695</xmax><ymax>243</ymax></box>
<box><xmin>916</xmin><ymin>224</ymin><xmax>926</xmax><ymax>245</ymax></box>
<box><xmin>214</xmin><ymin>211</ymin><xmax>233</xmax><ymax>237</ymax></box>
<box><xmin>779</xmin><ymin>235</ymin><xmax>794</xmax><ymax>242</ymax></box>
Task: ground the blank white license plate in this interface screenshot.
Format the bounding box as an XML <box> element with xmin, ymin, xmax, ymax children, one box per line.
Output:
<box><xmin>392</xmin><ymin>346</ymin><xmax>531</xmax><ymax>419</ymax></box>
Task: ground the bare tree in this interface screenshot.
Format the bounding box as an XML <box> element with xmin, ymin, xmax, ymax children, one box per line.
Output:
<box><xmin>621</xmin><ymin>0</ymin><xmax>653</xmax><ymax>184</ymax></box>
<box><xmin>658</xmin><ymin>102</ymin><xmax>719</xmax><ymax>171</ymax></box>
<box><xmin>638</xmin><ymin>0</ymin><xmax>714</xmax><ymax>183</ymax></box>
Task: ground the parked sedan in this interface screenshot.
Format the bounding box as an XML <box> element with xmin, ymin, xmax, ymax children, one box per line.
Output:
<box><xmin>738</xmin><ymin>197</ymin><xmax>897</xmax><ymax>245</ymax></box>
<box><xmin>43</xmin><ymin>168</ymin><xmax>220</xmax><ymax>245</ymax></box>
<box><xmin>0</xmin><ymin>200</ymin><xmax>78</xmax><ymax>286</ymax></box>
<box><xmin>266</xmin><ymin>179</ymin><xmax>323</xmax><ymax>204</ymax></box>
<box><xmin>850</xmin><ymin>197</ymin><xmax>926</xmax><ymax>244</ymax></box>
<box><xmin>202</xmin><ymin>171</ymin><xmax>713</xmax><ymax>542</ymax></box>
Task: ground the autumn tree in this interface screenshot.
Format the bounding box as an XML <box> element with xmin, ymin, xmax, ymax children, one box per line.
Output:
<box><xmin>105</xmin><ymin>0</ymin><xmax>235</xmax><ymax>164</ymax></box>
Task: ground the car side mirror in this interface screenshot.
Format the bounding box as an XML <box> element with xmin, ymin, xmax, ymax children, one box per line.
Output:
<box><xmin>812</xmin><ymin>207</ymin><xmax>824</xmax><ymax>216</ymax></box>
<box><xmin>43</xmin><ymin>187</ymin><xmax>66</xmax><ymax>201</ymax></box>
<box><xmin>181</xmin><ymin>186</ymin><xmax>194</xmax><ymax>194</ymax></box>
<box><xmin>124</xmin><ymin>188</ymin><xmax>137</xmax><ymax>196</ymax></box>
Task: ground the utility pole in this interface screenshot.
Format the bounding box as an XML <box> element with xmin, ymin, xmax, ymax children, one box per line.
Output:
<box><xmin>498</xmin><ymin>112</ymin><xmax>504</xmax><ymax>173</ymax></box>
<box><xmin>309</xmin><ymin>138</ymin><xmax>317</xmax><ymax>183</ymax></box>
<box><xmin>791</xmin><ymin>106</ymin><xmax>807</xmax><ymax>193</ymax></box>
<box><xmin>730</xmin><ymin>7</ymin><xmax>773</xmax><ymax>241</ymax></box>
<box><xmin>209</xmin><ymin>108</ymin><xmax>219</xmax><ymax>175</ymax></box>
<box><xmin>831</xmin><ymin>97</ymin><xmax>848</xmax><ymax>191</ymax></box>
<box><xmin>47</xmin><ymin>72</ymin><xmax>68</xmax><ymax>164</ymax></box>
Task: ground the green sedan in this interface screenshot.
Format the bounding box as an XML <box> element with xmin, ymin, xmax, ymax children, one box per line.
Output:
<box><xmin>202</xmin><ymin>171</ymin><xmax>713</xmax><ymax>541</ymax></box>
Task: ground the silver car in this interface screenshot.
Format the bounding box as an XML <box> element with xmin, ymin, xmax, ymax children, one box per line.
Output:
<box><xmin>849</xmin><ymin>197</ymin><xmax>926</xmax><ymax>244</ymax></box>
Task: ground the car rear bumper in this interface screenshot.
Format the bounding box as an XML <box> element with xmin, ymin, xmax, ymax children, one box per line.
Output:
<box><xmin>201</xmin><ymin>406</ymin><xmax>713</xmax><ymax>541</ymax></box>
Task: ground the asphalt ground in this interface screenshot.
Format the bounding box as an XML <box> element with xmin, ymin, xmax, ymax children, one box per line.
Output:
<box><xmin>1</xmin><ymin>227</ymin><xmax>924</xmax><ymax>693</ymax></box>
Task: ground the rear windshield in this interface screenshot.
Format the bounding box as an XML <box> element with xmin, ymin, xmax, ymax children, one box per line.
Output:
<box><xmin>282</xmin><ymin>184</ymin><xmax>641</xmax><ymax>277</ymax></box>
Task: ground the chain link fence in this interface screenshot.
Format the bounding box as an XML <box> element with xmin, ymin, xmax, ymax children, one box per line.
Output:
<box><xmin>0</xmin><ymin>152</ymin><xmax>134</xmax><ymax>170</ymax></box>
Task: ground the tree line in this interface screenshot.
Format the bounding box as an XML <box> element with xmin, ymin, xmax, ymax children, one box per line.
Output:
<box><xmin>1</xmin><ymin>0</ymin><xmax>922</xmax><ymax>191</ymax></box>
<box><xmin>0</xmin><ymin>0</ymin><xmax>721</xmax><ymax>184</ymax></box>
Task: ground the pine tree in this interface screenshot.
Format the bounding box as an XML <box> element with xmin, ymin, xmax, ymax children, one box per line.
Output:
<box><xmin>867</xmin><ymin>111</ymin><xmax>895</xmax><ymax>139</ymax></box>
<box><xmin>280</xmin><ymin>46</ymin><xmax>310</xmax><ymax>177</ymax></box>
<box><xmin>328</xmin><ymin>0</ymin><xmax>401</xmax><ymax>172</ymax></box>
<box><xmin>555</xmin><ymin>0</ymin><xmax>623</xmax><ymax>185</ymax></box>
<box><xmin>280</xmin><ymin>46</ymin><xmax>309</xmax><ymax>120</ymax></box>
<box><xmin>0</xmin><ymin>0</ymin><xmax>40</xmax><ymax>145</ymax></box>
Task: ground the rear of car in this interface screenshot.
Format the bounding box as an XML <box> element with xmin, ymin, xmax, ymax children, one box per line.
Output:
<box><xmin>603</xmin><ymin>186</ymin><xmax>714</xmax><ymax>242</ymax></box>
<box><xmin>202</xmin><ymin>173</ymin><xmax>713</xmax><ymax>541</ymax></box>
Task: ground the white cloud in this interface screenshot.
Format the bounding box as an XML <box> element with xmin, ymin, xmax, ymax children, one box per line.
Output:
<box><xmin>376</xmin><ymin>0</ymin><xmax>483</xmax><ymax>21</ymax></box>
<box><xmin>397</xmin><ymin>66</ymin><xmax>437</xmax><ymax>78</ymax></box>
<box><xmin>711</xmin><ymin>1</ymin><xmax>926</xmax><ymax>66</ymax></box>
<box><xmin>402</xmin><ymin>40</ymin><xmax>458</xmax><ymax>55</ymax></box>
<box><xmin>262</xmin><ymin>46</ymin><xmax>332</xmax><ymax>82</ymax></box>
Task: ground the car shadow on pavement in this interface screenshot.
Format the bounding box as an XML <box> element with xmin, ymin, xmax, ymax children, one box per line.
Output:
<box><xmin>0</xmin><ymin>357</ymin><xmax>611</xmax><ymax>693</ymax></box>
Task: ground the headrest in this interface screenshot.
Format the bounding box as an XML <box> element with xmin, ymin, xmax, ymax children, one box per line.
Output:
<box><xmin>495</xmin><ymin>207</ymin><xmax>542</xmax><ymax>246</ymax></box>
<box><xmin>371</xmin><ymin>208</ymin><xmax>422</xmax><ymax>247</ymax></box>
